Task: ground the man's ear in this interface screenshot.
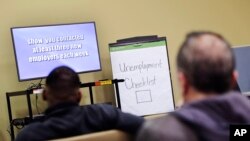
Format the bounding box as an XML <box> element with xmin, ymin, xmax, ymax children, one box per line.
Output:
<box><xmin>231</xmin><ymin>70</ymin><xmax>239</xmax><ymax>88</ymax></box>
<box><xmin>76</xmin><ymin>90</ymin><xmax>82</xmax><ymax>103</ymax></box>
<box><xmin>178</xmin><ymin>71</ymin><xmax>189</xmax><ymax>95</ymax></box>
<box><xmin>42</xmin><ymin>89</ymin><xmax>47</xmax><ymax>101</ymax></box>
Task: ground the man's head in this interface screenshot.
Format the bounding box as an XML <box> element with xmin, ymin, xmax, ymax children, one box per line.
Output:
<box><xmin>43</xmin><ymin>66</ymin><xmax>82</xmax><ymax>106</ymax></box>
<box><xmin>177</xmin><ymin>31</ymin><xmax>237</xmax><ymax>102</ymax></box>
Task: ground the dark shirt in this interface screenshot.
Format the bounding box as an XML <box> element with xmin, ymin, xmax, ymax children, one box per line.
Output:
<box><xmin>136</xmin><ymin>91</ymin><xmax>250</xmax><ymax>141</ymax></box>
<box><xmin>15</xmin><ymin>102</ymin><xmax>144</xmax><ymax>141</ymax></box>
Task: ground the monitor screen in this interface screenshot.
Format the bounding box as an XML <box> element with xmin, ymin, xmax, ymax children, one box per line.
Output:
<box><xmin>11</xmin><ymin>22</ymin><xmax>101</xmax><ymax>81</ymax></box>
<box><xmin>233</xmin><ymin>46</ymin><xmax>250</xmax><ymax>96</ymax></box>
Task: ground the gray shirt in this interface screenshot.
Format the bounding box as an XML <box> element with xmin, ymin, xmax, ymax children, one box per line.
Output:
<box><xmin>136</xmin><ymin>92</ymin><xmax>250</xmax><ymax>141</ymax></box>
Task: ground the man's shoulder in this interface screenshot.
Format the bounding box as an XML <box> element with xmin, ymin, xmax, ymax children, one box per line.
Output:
<box><xmin>136</xmin><ymin>115</ymin><xmax>198</xmax><ymax>141</ymax></box>
<box><xmin>143</xmin><ymin>115</ymin><xmax>190</xmax><ymax>134</ymax></box>
<box><xmin>21</xmin><ymin>122</ymin><xmax>44</xmax><ymax>131</ymax></box>
<box><xmin>79</xmin><ymin>104</ymin><xmax>120</xmax><ymax>120</ymax></box>
<box><xmin>15</xmin><ymin>122</ymin><xmax>49</xmax><ymax>141</ymax></box>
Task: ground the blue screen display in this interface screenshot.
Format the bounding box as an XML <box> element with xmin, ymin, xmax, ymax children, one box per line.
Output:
<box><xmin>11</xmin><ymin>22</ymin><xmax>101</xmax><ymax>81</ymax></box>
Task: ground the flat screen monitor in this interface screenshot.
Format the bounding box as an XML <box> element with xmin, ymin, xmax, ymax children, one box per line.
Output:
<box><xmin>11</xmin><ymin>22</ymin><xmax>101</xmax><ymax>81</ymax></box>
<box><xmin>233</xmin><ymin>45</ymin><xmax>250</xmax><ymax>96</ymax></box>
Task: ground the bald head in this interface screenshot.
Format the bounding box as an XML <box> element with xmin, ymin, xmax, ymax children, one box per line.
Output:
<box><xmin>177</xmin><ymin>31</ymin><xmax>235</xmax><ymax>93</ymax></box>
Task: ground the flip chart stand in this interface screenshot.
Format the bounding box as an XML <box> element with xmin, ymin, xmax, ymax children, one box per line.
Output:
<box><xmin>109</xmin><ymin>35</ymin><xmax>175</xmax><ymax>116</ymax></box>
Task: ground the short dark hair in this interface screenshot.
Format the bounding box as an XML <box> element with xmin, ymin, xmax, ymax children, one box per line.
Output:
<box><xmin>46</xmin><ymin>66</ymin><xmax>81</xmax><ymax>98</ymax></box>
<box><xmin>177</xmin><ymin>31</ymin><xmax>235</xmax><ymax>93</ymax></box>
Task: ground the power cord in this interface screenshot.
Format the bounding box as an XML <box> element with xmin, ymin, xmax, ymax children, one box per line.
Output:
<box><xmin>35</xmin><ymin>94</ymin><xmax>40</xmax><ymax>114</ymax></box>
<box><xmin>26</xmin><ymin>79</ymin><xmax>44</xmax><ymax>115</ymax></box>
<box><xmin>6</xmin><ymin>124</ymin><xmax>12</xmax><ymax>138</ymax></box>
<box><xmin>27</xmin><ymin>79</ymin><xmax>43</xmax><ymax>90</ymax></box>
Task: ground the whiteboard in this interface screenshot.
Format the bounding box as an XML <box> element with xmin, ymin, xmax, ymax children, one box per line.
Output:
<box><xmin>109</xmin><ymin>39</ymin><xmax>174</xmax><ymax>116</ymax></box>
